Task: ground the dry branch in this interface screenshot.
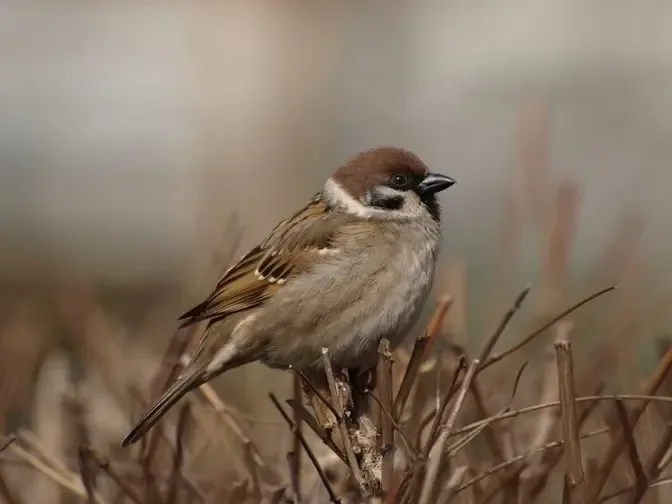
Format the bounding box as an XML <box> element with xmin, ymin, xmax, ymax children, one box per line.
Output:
<box><xmin>555</xmin><ymin>335</ymin><xmax>585</xmax><ymax>494</ymax></box>
<box><xmin>0</xmin><ymin>469</ymin><xmax>20</xmax><ymax>504</ymax></box>
<box><xmin>88</xmin><ymin>448</ymin><xmax>144</xmax><ymax>504</ymax></box>
<box><xmin>291</xmin><ymin>373</ymin><xmax>303</xmax><ymax>502</ymax></box>
<box><xmin>321</xmin><ymin>348</ymin><xmax>366</xmax><ymax>494</ymax></box>
<box><xmin>584</xmin><ymin>347</ymin><xmax>672</xmax><ymax>502</ymax></box>
<box><xmin>269</xmin><ymin>393</ymin><xmax>341</xmax><ymax>504</ymax></box>
<box><xmin>612</xmin><ymin>399</ymin><xmax>646</xmax><ymax>495</ymax></box>
<box><xmin>481</xmin><ymin>286</ymin><xmax>616</xmax><ymax>372</ymax></box>
<box><xmin>418</xmin><ymin>359</ymin><xmax>479</xmax><ymax>504</ymax></box>
<box><xmin>625</xmin><ymin>422</ymin><xmax>672</xmax><ymax>504</ymax></box>
<box><xmin>456</xmin><ymin>428</ymin><xmax>608</xmax><ymax>496</ymax></box>
<box><xmin>394</xmin><ymin>297</ymin><xmax>452</xmax><ymax>419</ymax></box>
<box><xmin>377</xmin><ymin>339</ymin><xmax>395</xmax><ymax>494</ymax></box>
<box><xmin>450</xmin><ymin>394</ymin><xmax>672</xmax><ymax>438</ymax></box>
<box><xmin>0</xmin><ymin>434</ymin><xmax>16</xmax><ymax>455</ymax></box>
<box><xmin>199</xmin><ymin>382</ymin><xmax>278</xmax><ymax>484</ymax></box>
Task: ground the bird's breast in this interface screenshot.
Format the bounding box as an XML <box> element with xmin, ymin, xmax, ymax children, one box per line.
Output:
<box><xmin>373</xmin><ymin>224</ymin><xmax>440</xmax><ymax>339</ymax></box>
<box><xmin>252</xmin><ymin>219</ymin><xmax>442</xmax><ymax>370</ymax></box>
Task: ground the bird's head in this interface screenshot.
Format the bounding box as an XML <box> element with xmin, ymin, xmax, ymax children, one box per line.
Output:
<box><xmin>324</xmin><ymin>147</ymin><xmax>456</xmax><ymax>221</ymax></box>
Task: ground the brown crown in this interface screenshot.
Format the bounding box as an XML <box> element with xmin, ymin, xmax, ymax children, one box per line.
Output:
<box><xmin>332</xmin><ymin>147</ymin><xmax>429</xmax><ymax>199</ymax></box>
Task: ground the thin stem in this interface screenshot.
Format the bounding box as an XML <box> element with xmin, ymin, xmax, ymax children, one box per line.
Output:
<box><xmin>321</xmin><ymin>348</ymin><xmax>365</xmax><ymax>494</ymax></box>
<box><xmin>418</xmin><ymin>359</ymin><xmax>480</xmax><ymax>504</ymax></box>
<box><xmin>481</xmin><ymin>286</ymin><xmax>616</xmax><ymax>373</ymax></box>
<box><xmin>450</xmin><ymin>394</ymin><xmax>672</xmax><ymax>438</ymax></box>
<box><xmin>394</xmin><ymin>297</ymin><xmax>453</xmax><ymax>419</ymax></box>
<box><xmin>269</xmin><ymin>393</ymin><xmax>342</xmax><ymax>504</ymax></box>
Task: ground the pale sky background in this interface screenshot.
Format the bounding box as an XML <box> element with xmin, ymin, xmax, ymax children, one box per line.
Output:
<box><xmin>1</xmin><ymin>1</ymin><xmax>671</xmax><ymax>283</ymax></box>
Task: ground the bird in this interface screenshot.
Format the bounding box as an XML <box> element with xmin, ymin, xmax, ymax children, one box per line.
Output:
<box><xmin>122</xmin><ymin>146</ymin><xmax>456</xmax><ymax>446</ymax></box>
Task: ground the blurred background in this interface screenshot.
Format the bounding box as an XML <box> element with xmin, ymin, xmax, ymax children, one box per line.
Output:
<box><xmin>2</xmin><ymin>1</ymin><xmax>672</xmax><ymax>502</ymax></box>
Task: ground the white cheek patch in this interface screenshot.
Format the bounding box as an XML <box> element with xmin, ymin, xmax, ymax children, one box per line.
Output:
<box><xmin>323</xmin><ymin>178</ymin><xmax>426</xmax><ymax>220</ymax></box>
<box><xmin>323</xmin><ymin>178</ymin><xmax>372</xmax><ymax>217</ymax></box>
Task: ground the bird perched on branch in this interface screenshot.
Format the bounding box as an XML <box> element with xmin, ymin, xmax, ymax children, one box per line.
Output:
<box><xmin>122</xmin><ymin>147</ymin><xmax>456</xmax><ymax>446</ymax></box>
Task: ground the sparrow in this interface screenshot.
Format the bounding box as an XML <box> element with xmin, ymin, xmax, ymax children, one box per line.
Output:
<box><xmin>122</xmin><ymin>147</ymin><xmax>456</xmax><ymax>446</ymax></box>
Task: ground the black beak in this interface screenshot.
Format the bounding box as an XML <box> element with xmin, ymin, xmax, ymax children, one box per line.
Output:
<box><xmin>416</xmin><ymin>172</ymin><xmax>457</xmax><ymax>196</ymax></box>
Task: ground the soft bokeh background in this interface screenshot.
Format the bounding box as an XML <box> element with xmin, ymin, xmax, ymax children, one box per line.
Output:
<box><xmin>2</xmin><ymin>2</ymin><xmax>672</xmax><ymax>502</ymax></box>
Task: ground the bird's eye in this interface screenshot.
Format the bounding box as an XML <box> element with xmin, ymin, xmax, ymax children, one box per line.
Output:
<box><xmin>390</xmin><ymin>173</ymin><xmax>410</xmax><ymax>188</ymax></box>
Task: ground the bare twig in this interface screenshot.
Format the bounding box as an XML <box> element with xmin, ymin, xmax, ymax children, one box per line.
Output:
<box><xmin>295</xmin><ymin>368</ymin><xmax>340</xmax><ymax>420</ymax></box>
<box><xmin>424</xmin><ymin>356</ymin><xmax>465</xmax><ymax>450</ymax></box>
<box><xmin>8</xmin><ymin>441</ymin><xmax>108</xmax><ymax>504</ymax></box>
<box><xmin>454</xmin><ymin>287</ymin><xmax>533</xmax><ymax>493</ymax></box>
<box><xmin>321</xmin><ymin>348</ymin><xmax>365</xmax><ymax>493</ymax></box>
<box><xmin>286</xmin><ymin>398</ymin><xmax>346</xmax><ymax>462</ymax></box>
<box><xmin>369</xmin><ymin>392</ymin><xmax>418</xmax><ymax>461</ymax></box>
<box><xmin>626</xmin><ymin>422</ymin><xmax>672</xmax><ymax>504</ymax></box>
<box><xmin>469</xmin><ymin>383</ymin><xmax>509</xmax><ymax>466</ymax></box>
<box><xmin>199</xmin><ymin>382</ymin><xmax>278</xmax><ymax>484</ymax></box>
<box><xmin>78</xmin><ymin>446</ymin><xmax>97</xmax><ymax>504</ymax></box>
<box><xmin>456</xmin><ymin>428</ymin><xmax>608</xmax><ymax>496</ymax></box>
<box><xmin>437</xmin><ymin>466</ymin><xmax>468</xmax><ymax>504</ymax></box>
<box><xmin>291</xmin><ymin>373</ymin><xmax>303</xmax><ymax>502</ymax></box>
<box><xmin>481</xmin><ymin>286</ymin><xmax>616</xmax><ymax>372</ymax></box>
<box><xmin>450</xmin><ymin>394</ymin><xmax>672</xmax><ymax>438</ymax></box>
<box><xmin>468</xmin><ymin>287</ymin><xmax>533</xmax><ymax>501</ymax></box>
<box><xmin>0</xmin><ymin>469</ymin><xmax>20</xmax><ymax>504</ymax></box>
<box><xmin>394</xmin><ymin>297</ymin><xmax>453</xmax><ymax>418</ymax></box>
<box><xmin>89</xmin><ymin>448</ymin><xmax>144</xmax><ymax>504</ymax></box>
<box><xmin>166</xmin><ymin>403</ymin><xmax>190</xmax><ymax>504</ymax></box>
<box><xmin>555</xmin><ymin>336</ymin><xmax>584</xmax><ymax>492</ymax></box>
<box><xmin>613</xmin><ymin>400</ymin><xmax>646</xmax><ymax>495</ymax></box>
<box><xmin>419</xmin><ymin>288</ymin><xmax>534</xmax><ymax>504</ymax></box>
<box><xmin>228</xmin><ymin>480</ymin><xmax>249</xmax><ymax>502</ymax></box>
<box><xmin>479</xmin><ymin>286</ymin><xmax>531</xmax><ymax>363</ymax></box>
<box><xmin>287</xmin><ymin>452</ymin><xmax>300</xmax><ymax>503</ymax></box>
<box><xmin>0</xmin><ymin>434</ymin><xmax>16</xmax><ymax>455</ymax></box>
<box><xmin>269</xmin><ymin>393</ymin><xmax>342</xmax><ymax>504</ymax></box>
<box><xmin>524</xmin><ymin>381</ymin><xmax>604</xmax><ymax>501</ymax></box>
<box><xmin>418</xmin><ymin>359</ymin><xmax>479</xmax><ymax>504</ymax></box>
<box><xmin>584</xmin><ymin>347</ymin><xmax>672</xmax><ymax>502</ymax></box>
<box><xmin>378</xmin><ymin>339</ymin><xmax>395</xmax><ymax>493</ymax></box>
<box><xmin>445</xmin><ymin>407</ymin><xmax>509</xmax><ymax>458</ymax></box>
<box><xmin>64</xmin><ymin>393</ymin><xmax>98</xmax><ymax>504</ymax></box>
<box><xmin>447</xmin><ymin>363</ymin><xmax>528</xmax><ymax>463</ymax></box>
<box><xmin>243</xmin><ymin>440</ymin><xmax>262</xmax><ymax>502</ymax></box>
<box><xmin>16</xmin><ymin>430</ymin><xmax>73</xmax><ymax>481</ymax></box>
<box><xmin>599</xmin><ymin>476</ymin><xmax>672</xmax><ymax>503</ymax></box>
<box><xmin>267</xmin><ymin>486</ymin><xmax>288</xmax><ymax>504</ymax></box>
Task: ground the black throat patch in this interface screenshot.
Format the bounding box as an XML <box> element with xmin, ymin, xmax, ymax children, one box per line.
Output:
<box><xmin>420</xmin><ymin>194</ymin><xmax>441</xmax><ymax>221</ymax></box>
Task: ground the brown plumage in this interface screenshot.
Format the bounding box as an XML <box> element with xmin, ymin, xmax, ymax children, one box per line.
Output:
<box><xmin>333</xmin><ymin>147</ymin><xmax>430</xmax><ymax>199</ymax></box>
<box><xmin>178</xmin><ymin>197</ymin><xmax>337</xmax><ymax>326</ymax></box>
<box><xmin>122</xmin><ymin>147</ymin><xmax>456</xmax><ymax>446</ymax></box>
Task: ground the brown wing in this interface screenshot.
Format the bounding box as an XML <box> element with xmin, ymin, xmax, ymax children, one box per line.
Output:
<box><xmin>178</xmin><ymin>195</ymin><xmax>340</xmax><ymax>326</ymax></box>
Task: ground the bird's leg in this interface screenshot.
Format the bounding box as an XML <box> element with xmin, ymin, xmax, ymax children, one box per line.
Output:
<box><xmin>348</xmin><ymin>367</ymin><xmax>376</xmax><ymax>417</ymax></box>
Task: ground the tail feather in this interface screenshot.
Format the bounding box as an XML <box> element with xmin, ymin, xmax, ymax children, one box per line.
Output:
<box><xmin>122</xmin><ymin>370</ymin><xmax>203</xmax><ymax>447</ymax></box>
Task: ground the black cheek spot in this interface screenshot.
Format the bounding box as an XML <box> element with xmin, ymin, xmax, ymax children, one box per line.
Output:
<box><xmin>369</xmin><ymin>192</ymin><xmax>404</xmax><ymax>210</ymax></box>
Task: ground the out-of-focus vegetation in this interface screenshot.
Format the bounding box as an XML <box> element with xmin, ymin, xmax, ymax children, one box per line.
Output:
<box><xmin>1</xmin><ymin>2</ymin><xmax>672</xmax><ymax>503</ymax></box>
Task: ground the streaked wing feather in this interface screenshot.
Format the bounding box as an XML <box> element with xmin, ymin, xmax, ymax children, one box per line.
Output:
<box><xmin>179</xmin><ymin>195</ymin><xmax>338</xmax><ymax>326</ymax></box>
